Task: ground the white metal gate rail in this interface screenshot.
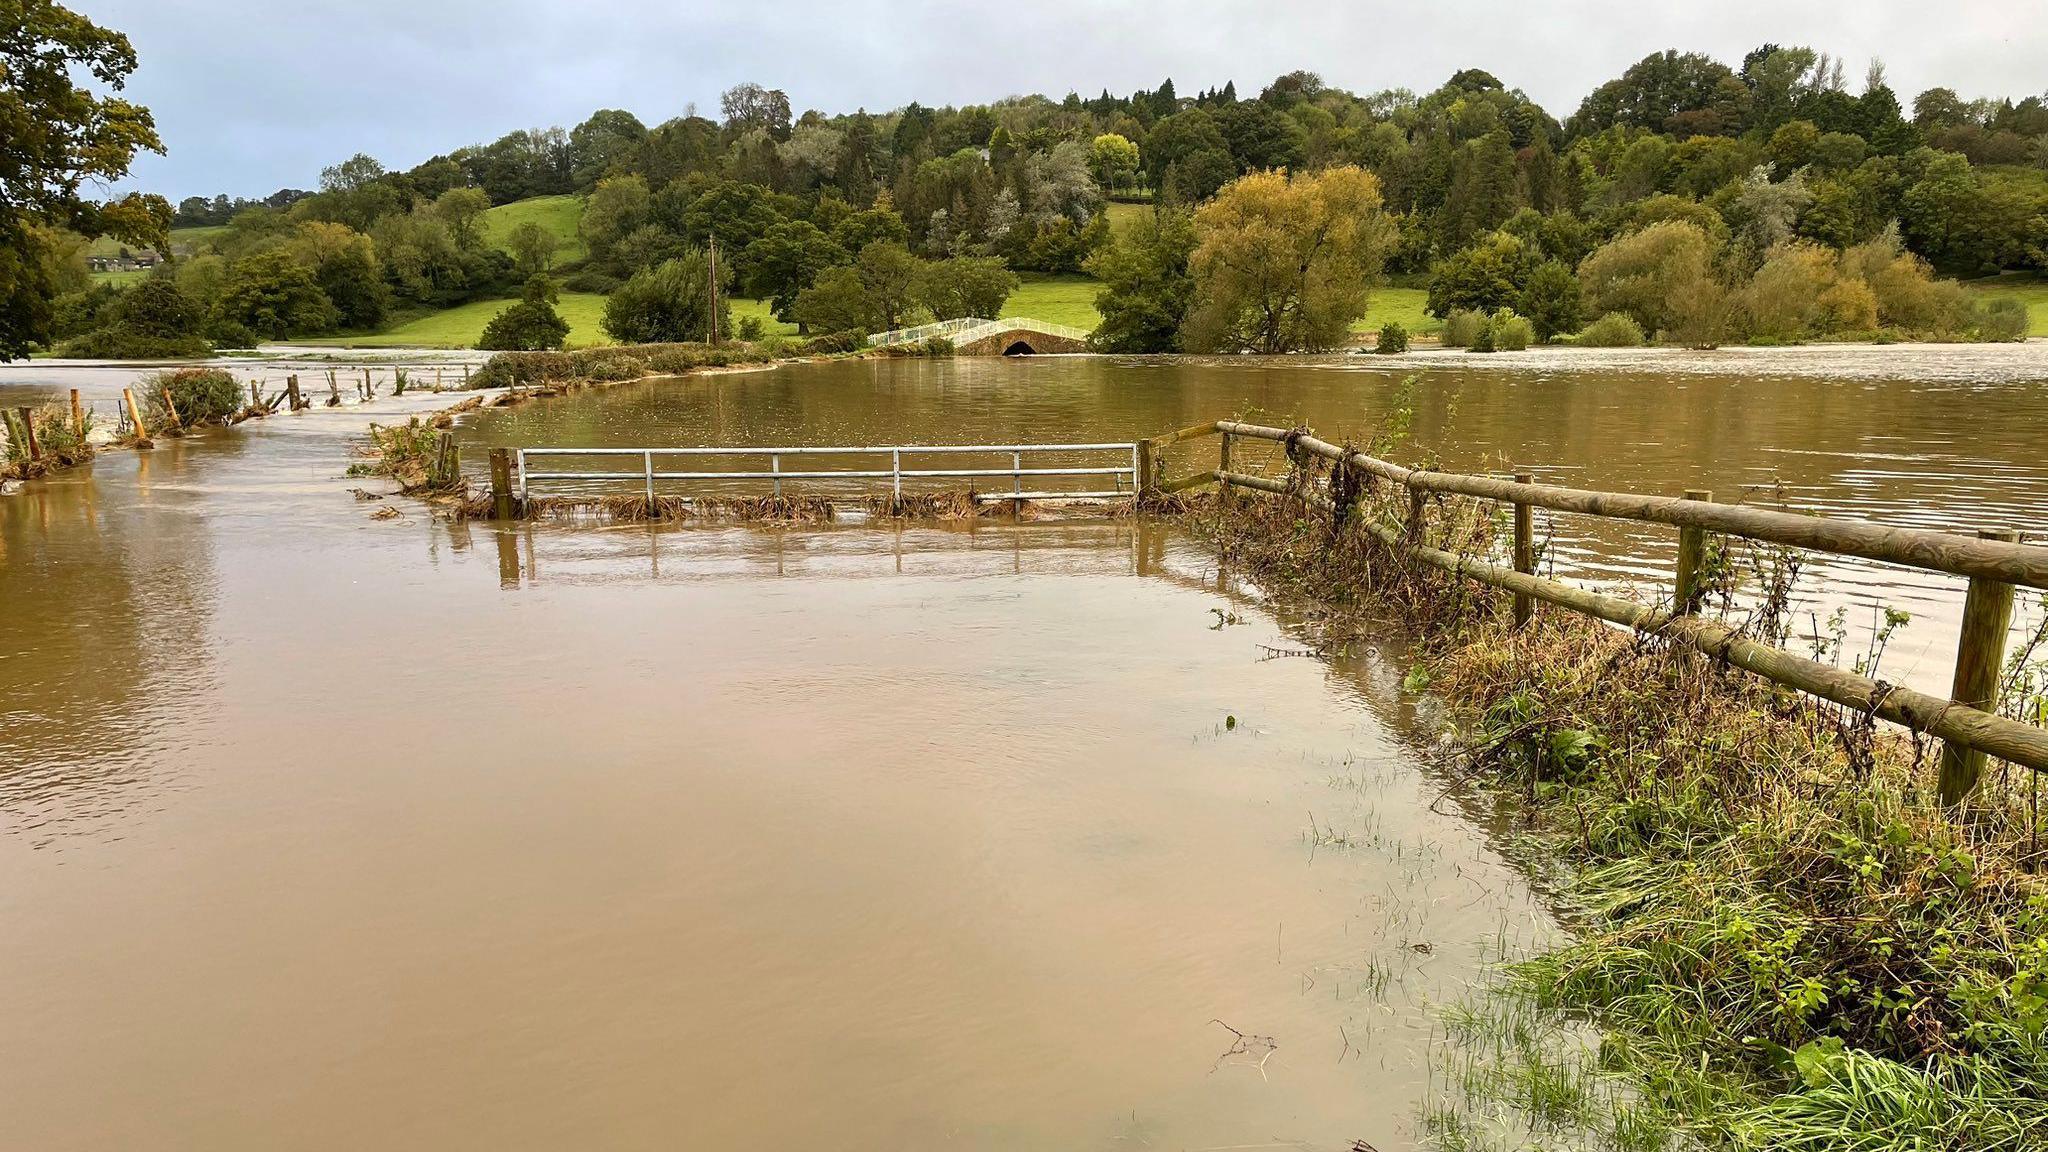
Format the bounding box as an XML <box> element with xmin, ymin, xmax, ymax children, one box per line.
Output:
<box><xmin>516</xmin><ymin>443</ymin><xmax>1140</xmax><ymax>503</ymax></box>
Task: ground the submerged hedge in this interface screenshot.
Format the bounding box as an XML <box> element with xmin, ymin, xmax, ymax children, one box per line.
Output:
<box><xmin>471</xmin><ymin>333</ymin><xmax>863</xmax><ymax>390</ymax></box>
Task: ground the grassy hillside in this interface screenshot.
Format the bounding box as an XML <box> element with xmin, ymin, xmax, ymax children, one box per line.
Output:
<box><xmin>1967</xmin><ymin>272</ymin><xmax>2048</xmax><ymax>336</ymax></box>
<box><xmin>1003</xmin><ymin>274</ymin><xmax>1102</xmax><ymax>329</ymax></box>
<box><xmin>483</xmin><ymin>195</ymin><xmax>586</xmax><ymax>264</ymax></box>
<box><xmin>291</xmin><ymin>293</ymin><xmax>610</xmax><ymax>349</ymax></box>
<box><xmin>731</xmin><ymin>297</ymin><xmax>797</xmax><ymax>337</ymax></box>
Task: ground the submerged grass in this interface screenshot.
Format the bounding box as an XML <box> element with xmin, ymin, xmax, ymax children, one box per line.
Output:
<box><xmin>1180</xmin><ymin>448</ymin><xmax>2048</xmax><ymax>1150</ymax></box>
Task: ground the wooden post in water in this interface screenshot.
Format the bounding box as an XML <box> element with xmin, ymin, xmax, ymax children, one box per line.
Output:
<box><xmin>14</xmin><ymin>407</ymin><xmax>40</xmax><ymax>460</ymax></box>
<box><xmin>1218</xmin><ymin>432</ymin><xmax>1233</xmax><ymax>506</ymax></box>
<box><xmin>249</xmin><ymin>380</ymin><xmax>265</xmax><ymax>414</ymax></box>
<box><xmin>13</xmin><ymin>405</ymin><xmax>40</xmax><ymax>461</ymax></box>
<box><xmin>1940</xmin><ymin>528</ymin><xmax>2020</xmax><ymax>805</ymax></box>
<box><xmin>1135</xmin><ymin>438</ymin><xmax>1156</xmax><ymax>496</ymax></box>
<box><xmin>122</xmin><ymin>388</ymin><xmax>148</xmax><ymax>440</ymax></box>
<box><xmin>159</xmin><ymin>385</ymin><xmax>184</xmax><ymax>431</ymax></box>
<box><xmin>1674</xmin><ymin>489</ymin><xmax>1713</xmax><ymax>613</ymax></box>
<box><xmin>1405</xmin><ymin>484</ymin><xmax>1426</xmax><ymax>545</ymax></box>
<box><xmin>70</xmin><ymin>389</ymin><xmax>84</xmax><ymax>441</ymax></box>
<box><xmin>489</xmin><ymin>447</ymin><xmax>515</xmax><ymax>520</ymax></box>
<box><xmin>287</xmin><ymin>375</ymin><xmax>302</xmax><ymax>412</ymax></box>
<box><xmin>432</xmin><ymin>431</ymin><xmax>458</xmax><ymax>489</ymax></box>
<box><xmin>1512</xmin><ymin>471</ymin><xmax>1534</xmax><ymax>627</ymax></box>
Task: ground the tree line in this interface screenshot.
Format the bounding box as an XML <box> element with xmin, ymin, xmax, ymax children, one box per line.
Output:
<box><xmin>5</xmin><ymin>0</ymin><xmax>2045</xmax><ymax>358</ymax></box>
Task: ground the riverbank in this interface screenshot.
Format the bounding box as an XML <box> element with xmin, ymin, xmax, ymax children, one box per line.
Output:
<box><xmin>1178</xmin><ymin>468</ymin><xmax>2048</xmax><ymax>1150</ymax></box>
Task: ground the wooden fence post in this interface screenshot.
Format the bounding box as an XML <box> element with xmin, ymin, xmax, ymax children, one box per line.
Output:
<box><xmin>159</xmin><ymin>385</ymin><xmax>183</xmax><ymax>431</ymax></box>
<box><xmin>1674</xmin><ymin>489</ymin><xmax>1713</xmax><ymax>613</ymax></box>
<box><xmin>70</xmin><ymin>389</ymin><xmax>84</xmax><ymax>440</ymax></box>
<box><xmin>1940</xmin><ymin>528</ymin><xmax>2020</xmax><ymax>805</ymax></box>
<box><xmin>1136</xmin><ymin>438</ymin><xmax>1156</xmax><ymax>496</ymax></box>
<box><xmin>432</xmin><ymin>431</ymin><xmax>458</xmax><ymax>489</ymax></box>
<box><xmin>16</xmin><ymin>406</ymin><xmax>41</xmax><ymax>460</ymax></box>
<box><xmin>249</xmin><ymin>380</ymin><xmax>265</xmax><ymax>414</ymax></box>
<box><xmin>1513</xmin><ymin>470</ymin><xmax>1534</xmax><ymax>627</ymax></box>
<box><xmin>1218</xmin><ymin>432</ymin><xmax>1233</xmax><ymax>504</ymax></box>
<box><xmin>1405</xmin><ymin>484</ymin><xmax>1426</xmax><ymax>545</ymax></box>
<box><xmin>489</xmin><ymin>447</ymin><xmax>515</xmax><ymax>520</ymax></box>
<box><xmin>287</xmin><ymin>375</ymin><xmax>302</xmax><ymax>412</ymax></box>
<box><xmin>122</xmin><ymin>388</ymin><xmax>148</xmax><ymax>440</ymax></box>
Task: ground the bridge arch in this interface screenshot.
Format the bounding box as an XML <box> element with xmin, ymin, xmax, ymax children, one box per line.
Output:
<box><xmin>1003</xmin><ymin>340</ymin><xmax>1036</xmax><ymax>356</ymax></box>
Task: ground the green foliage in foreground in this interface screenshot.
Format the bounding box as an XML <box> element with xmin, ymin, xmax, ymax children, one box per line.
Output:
<box><xmin>1194</xmin><ymin>475</ymin><xmax>2048</xmax><ymax>1152</ymax></box>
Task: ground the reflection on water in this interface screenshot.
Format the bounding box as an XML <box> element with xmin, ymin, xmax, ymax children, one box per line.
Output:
<box><xmin>0</xmin><ymin>446</ymin><xmax>223</xmax><ymax>840</ymax></box>
<box><xmin>462</xmin><ymin>350</ymin><xmax>2048</xmax><ymax>693</ymax></box>
<box><xmin>4</xmin><ymin>345</ymin><xmax>2044</xmax><ymax>1148</ymax></box>
<box><xmin>1</xmin><ymin>395</ymin><xmax>1554</xmax><ymax>1150</ymax></box>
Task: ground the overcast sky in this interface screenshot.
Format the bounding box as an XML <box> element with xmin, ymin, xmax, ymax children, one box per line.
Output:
<box><xmin>88</xmin><ymin>0</ymin><xmax>2048</xmax><ymax>201</ymax></box>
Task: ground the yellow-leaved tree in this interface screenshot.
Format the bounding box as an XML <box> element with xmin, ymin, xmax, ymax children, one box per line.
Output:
<box><xmin>1182</xmin><ymin>166</ymin><xmax>1395</xmax><ymax>353</ymax></box>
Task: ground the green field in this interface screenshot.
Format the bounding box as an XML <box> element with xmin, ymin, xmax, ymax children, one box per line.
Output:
<box><xmin>483</xmin><ymin>194</ymin><xmax>587</xmax><ymax>264</ymax></box>
<box><xmin>288</xmin><ymin>292</ymin><xmax>610</xmax><ymax>349</ymax></box>
<box><xmin>1002</xmin><ymin>273</ymin><xmax>1103</xmax><ymax>329</ymax></box>
<box><xmin>276</xmin><ymin>260</ymin><xmax>1432</xmax><ymax>351</ymax></box>
<box><xmin>288</xmin><ymin>293</ymin><xmax>800</xmax><ymax>350</ymax></box>
<box><xmin>996</xmin><ymin>275</ymin><xmax>1435</xmax><ymax>341</ymax></box>
<box><xmin>88</xmin><ymin>268</ymin><xmax>152</xmax><ymax>288</ymax></box>
<box><xmin>731</xmin><ymin>296</ymin><xmax>797</xmax><ymax>337</ymax></box>
<box><xmin>1355</xmin><ymin>287</ymin><xmax>1439</xmax><ymax>336</ymax></box>
<box><xmin>1967</xmin><ymin>272</ymin><xmax>2048</xmax><ymax>336</ymax></box>
<box><xmin>1103</xmin><ymin>200</ymin><xmax>1149</xmax><ymax>241</ymax></box>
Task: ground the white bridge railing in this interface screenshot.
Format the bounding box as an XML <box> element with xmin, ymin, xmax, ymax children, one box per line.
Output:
<box><xmin>516</xmin><ymin>442</ymin><xmax>1140</xmax><ymax>504</ymax></box>
<box><xmin>866</xmin><ymin>316</ymin><xmax>1093</xmax><ymax>348</ymax></box>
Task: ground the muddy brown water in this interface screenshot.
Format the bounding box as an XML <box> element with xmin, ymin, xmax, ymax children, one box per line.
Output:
<box><xmin>2</xmin><ymin>345</ymin><xmax>2045</xmax><ymax>1149</ymax></box>
<box><xmin>464</xmin><ymin>345</ymin><xmax>2048</xmax><ymax>695</ymax></box>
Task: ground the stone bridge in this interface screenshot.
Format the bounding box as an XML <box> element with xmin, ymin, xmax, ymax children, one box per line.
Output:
<box><xmin>867</xmin><ymin>316</ymin><xmax>1092</xmax><ymax>356</ymax></box>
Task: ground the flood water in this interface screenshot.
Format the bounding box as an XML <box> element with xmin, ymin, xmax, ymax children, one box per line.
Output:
<box><xmin>466</xmin><ymin>344</ymin><xmax>2048</xmax><ymax>694</ymax></box>
<box><xmin>3</xmin><ymin>344</ymin><xmax>2046</xmax><ymax>1149</ymax></box>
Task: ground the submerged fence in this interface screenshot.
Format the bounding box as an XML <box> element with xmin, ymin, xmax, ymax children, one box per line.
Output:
<box><xmin>499</xmin><ymin>442</ymin><xmax>1140</xmax><ymax>507</ymax></box>
<box><xmin>1134</xmin><ymin>420</ymin><xmax>2048</xmax><ymax>801</ymax></box>
<box><xmin>470</xmin><ymin>420</ymin><xmax>2047</xmax><ymax>798</ymax></box>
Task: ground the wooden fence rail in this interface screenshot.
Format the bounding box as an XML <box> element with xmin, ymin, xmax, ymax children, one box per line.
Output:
<box><xmin>1136</xmin><ymin>420</ymin><xmax>2048</xmax><ymax>798</ymax></box>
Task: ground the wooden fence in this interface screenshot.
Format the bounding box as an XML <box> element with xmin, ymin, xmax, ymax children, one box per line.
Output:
<box><xmin>1136</xmin><ymin>421</ymin><xmax>2048</xmax><ymax>801</ymax></box>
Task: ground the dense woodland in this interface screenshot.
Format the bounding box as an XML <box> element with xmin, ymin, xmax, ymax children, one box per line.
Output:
<box><xmin>13</xmin><ymin>33</ymin><xmax>2048</xmax><ymax>356</ymax></box>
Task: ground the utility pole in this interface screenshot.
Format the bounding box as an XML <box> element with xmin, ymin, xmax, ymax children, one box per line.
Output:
<box><xmin>707</xmin><ymin>234</ymin><xmax>721</xmax><ymax>346</ymax></box>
